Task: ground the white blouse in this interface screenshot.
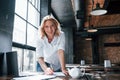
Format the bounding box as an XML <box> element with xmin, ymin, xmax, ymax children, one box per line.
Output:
<box><xmin>36</xmin><ymin>31</ymin><xmax>65</xmax><ymax>71</ymax></box>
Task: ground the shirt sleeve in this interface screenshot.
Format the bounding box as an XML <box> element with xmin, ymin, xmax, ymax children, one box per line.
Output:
<box><xmin>58</xmin><ymin>32</ymin><xmax>65</xmax><ymax>51</ymax></box>
<box><xmin>36</xmin><ymin>37</ymin><xmax>44</xmax><ymax>58</ymax></box>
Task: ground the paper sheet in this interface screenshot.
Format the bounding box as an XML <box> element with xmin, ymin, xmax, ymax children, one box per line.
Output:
<box><xmin>12</xmin><ymin>75</ymin><xmax>56</xmax><ymax>80</ymax></box>
<box><xmin>19</xmin><ymin>71</ymin><xmax>42</xmax><ymax>76</ymax></box>
<box><xmin>53</xmin><ymin>72</ymin><xmax>65</xmax><ymax>76</ymax></box>
<box><xmin>12</xmin><ymin>72</ymin><xmax>65</xmax><ymax>80</ymax></box>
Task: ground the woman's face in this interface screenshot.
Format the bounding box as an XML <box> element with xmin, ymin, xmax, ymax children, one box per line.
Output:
<box><xmin>44</xmin><ymin>20</ymin><xmax>56</xmax><ymax>37</ymax></box>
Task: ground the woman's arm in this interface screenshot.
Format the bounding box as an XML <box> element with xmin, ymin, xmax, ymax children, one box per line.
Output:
<box><xmin>38</xmin><ymin>57</ymin><xmax>54</xmax><ymax>75</ymax></box>
<box><xmin>58</xmin><ymin>49</ymin><xmax>69</xmax><ymax>76</ymax></box>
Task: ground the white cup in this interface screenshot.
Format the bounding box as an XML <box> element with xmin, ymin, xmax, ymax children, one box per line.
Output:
<box><xmin>80</xmin><ymin>60</ymin><xmax>85</xmax><ymax>66</ymax></box>
<box><xmin>104</xmin><ymin>60</ymin><xmax>111</xmax><ymax>68</ymax></box>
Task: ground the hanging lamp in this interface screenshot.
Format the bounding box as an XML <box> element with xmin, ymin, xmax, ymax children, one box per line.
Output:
<box><xmin>90</xmin><ymin>0</ymin><xmax>107</xmax><ymax>16</ymax></box>
<box><xmin>87</xmin><ymin>16</ymin><xmax>98</xmax><ymax>32</ymax></box>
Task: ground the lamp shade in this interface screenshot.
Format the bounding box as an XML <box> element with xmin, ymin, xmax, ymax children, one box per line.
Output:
<box><xmin>85</xmin><ymin>38</ymin><xmax>92</xmax><ymax>40</ymax></box>
<box><xmin>87</xmin><ymin>28</ymin><xmax>98</xmax><ymax>32</ymax></box>
<box><xmin>87</xmin><ymin>25</ymin><xmax>98</xmax><ymax>33</ymax></box>
<box><xmin>90</xmin><ymin>3</ymin><xmax>107</xmax><ymax>16</ymax></box>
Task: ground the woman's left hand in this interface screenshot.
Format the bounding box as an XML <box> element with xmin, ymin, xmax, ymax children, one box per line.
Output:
<box><xmin>62</xmin><ymin>69</ymin><xmax>69</xmax><ymax>76</ymax></box>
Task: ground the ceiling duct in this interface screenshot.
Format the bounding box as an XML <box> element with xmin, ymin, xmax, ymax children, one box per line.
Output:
<box><xmin>51</xmin><ymin>0</ymin><xmax>75</xmax><ymax>26</ymax></box>
<box><xmin>74</xmin><ymin>0</ymin><xmax>85</xmax><ymax>31</ymax></box>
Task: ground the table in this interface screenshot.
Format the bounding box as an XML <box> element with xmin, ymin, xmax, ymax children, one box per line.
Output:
<box><xmin>65</xmin><ymin>64</ymin><xmax>120</xmax><ymax>80</ymax></box>
<box><xmin>66</xmin><ymin>64</ymin><xmax>120</xmax><ymax>72</ymax></box>
<box><xmin>0</xmin><ymin>64</ymin><xmax>120</xmax><ymax>80</ymax></box>
<box><xmin>0</xmin><ymin>73</ymin><xmax>120</xmax><ymax>80</ymax></box>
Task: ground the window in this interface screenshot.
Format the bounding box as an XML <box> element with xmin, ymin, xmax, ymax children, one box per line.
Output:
<box><xmin>27</xmin><ymin>23</ymin><xmax>38</xmax><ymax>47</ymax></box>
<box><xmin>28</xmin><ymin>3</ymin><xmax>39</xmax><ymax>27</ymax></box>
<box><xmin>12</xmin><ymin>0</ymin><xmax>40</xmax><ymax>72</ymax></box>
<box><xmin>13</xmin><ymin>15</ymin><xmax>26</xmax><ymax>44</ymax></box>
<box><xmin>15</xmin><ymin>0</ymin><xmax>27</xmax><ymax>20</ymax></box>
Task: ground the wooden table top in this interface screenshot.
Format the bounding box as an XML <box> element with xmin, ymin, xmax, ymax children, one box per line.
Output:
<box><xmin>0</xmin><ymin>73</ymin><xmax>120</xmax><ymax>80</ymax></box>
<box><xmin>0</xmin><ymin>64</ymin><xmax>119</xmax><ymax>80</ymax></box>
<box><xmin>66</xmin><ymin>64</ymin><xmax>120</xmax><ymax>70</ymax></box>
<box><xmin>66</xmin><ymin>64</ymin><xmax>120</xmax><ymax>74</ymax></box>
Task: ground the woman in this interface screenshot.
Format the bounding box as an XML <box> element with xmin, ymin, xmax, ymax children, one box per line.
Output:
<box><xmin>36</xmin><ymin>15</ymin><xmax>68</xmax><ymax>75</ymax></box>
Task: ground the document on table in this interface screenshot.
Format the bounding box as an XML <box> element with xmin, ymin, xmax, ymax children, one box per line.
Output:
<box><xmin>12</xmin><ymin>72</ymin><xmax>65</xmax><ymax>80</ymax></box>
<box><xmin>53</xmin><ymin>72</ymin><xmax>65</xmax><ymax>76</ymax></box>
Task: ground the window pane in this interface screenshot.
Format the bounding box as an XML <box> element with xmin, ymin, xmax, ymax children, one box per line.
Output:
<box><xmin>28</xmin><ymin>3</ymin><xmax>40</xmax><ymax>27</ymax></box>
<box><xmin>29</xmin><ymin>0</ymin><xmax>32</xmax><ymax>3</ymax></box>
<box><xmin>12</xmin><ymin>47</ymin><xmax>23</xmax><ymax>72</ymax></box>
<box><xmin>35</xmin><ymin>0</ymin><xmax>38</xmax><ymax>8</ymax></box>
<box><xmin>13</xmin><ymin>15</ymin><xmax>26</xmax><ymax>44</ymax></box>
<box><xmin>37</xmin><ymin>0</ymin><xmax>40</xmax><ymax>11</ymax></box>
<box><xmin>36</xmin><ymin>12</ymin><xmax>40</xmax><ymax>27</ymax></box>
<box><xmin>31</xmin><ymin>0</ymin><xmax>35</xmax><ymax>5</ymax></box>
<box><xmin>27</xmin><ymin>24</ymin><xmax>38</xmax><ymax>47</ymax></box>
<box><xmin>12</xmin><ymin>47</ymin><xmax>36</xmax><ymax>72</ymax></box>
<box><xmin>23</xmin><ymin>49</ymin><xmax>36</xmax><ymax>71</ymax></box>
<box><xmin>15</xmin><ymin>0</ymin><xmax>27</xmax><ymax>19</ymax></box>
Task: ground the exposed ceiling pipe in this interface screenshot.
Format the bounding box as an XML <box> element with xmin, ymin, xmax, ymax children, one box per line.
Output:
<box><xmin>51</xmin><ymin>0</ymin><xmax>75</xmax><ymax>26</ymax></box>
<box><xmin>74</xmin><ymin>0</ymin><xmax>80</xmax><ymax>30</ymax></box>
<box><xmin>74</xmin><ymin>0</ymin><xmax>85</xmax><ymax>31</ymax></box>
<box><xmin>74</xmin><ymin>0</ymin><xmax>80</xmax><ymax>11</ymax></box>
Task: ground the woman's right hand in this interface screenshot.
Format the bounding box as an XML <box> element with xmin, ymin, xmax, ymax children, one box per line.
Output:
<box><xmin>44</xmin><ymin>67</ymin><xmax>54</xmax><ymax>75</ymax></box>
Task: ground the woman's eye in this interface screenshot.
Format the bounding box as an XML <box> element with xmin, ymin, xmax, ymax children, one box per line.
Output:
<box><xmin>51</xmin><ymin>24</ymin><xmax>55</xmax><ymax>27</ymax></box>
<box><xmin>45</xmin><ymin>26</ymin><xmax>49</xmax><ymax>28</ymax></box>
<box><xmin>51</xmin><ymin>24</ymin><xmax>54</xmax><ymax>26</ymax></box>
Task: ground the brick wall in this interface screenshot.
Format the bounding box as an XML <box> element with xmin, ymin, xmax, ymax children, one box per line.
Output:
<box><xmin>99</xmin><ymin>33</ymin><xmax>120</xmax><ymax>65</ymax></box>
<box><xmin>74</xmin><ymin>33</ymin><xmax>120</xmax><ymax>65</ymax></box>
<box><xmin>74</xmin><ymin>37</ymin><xmax>92</xmax><ymax>64</ymax></box>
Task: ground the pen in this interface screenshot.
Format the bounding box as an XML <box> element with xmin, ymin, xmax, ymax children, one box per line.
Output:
<box><xmin>50</xmin><ymin>64</ymin><xmax>54</xmax><ymax>71</ymax></box>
